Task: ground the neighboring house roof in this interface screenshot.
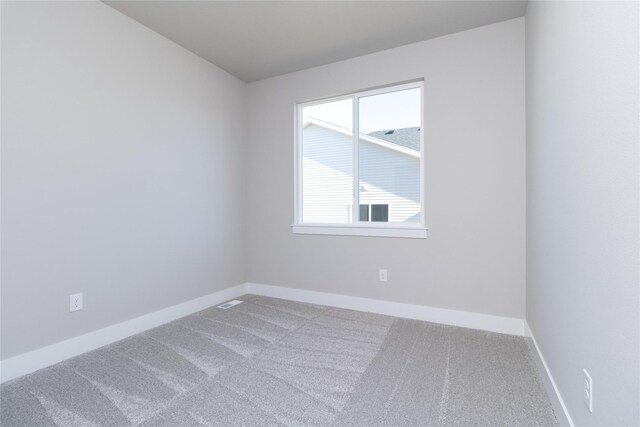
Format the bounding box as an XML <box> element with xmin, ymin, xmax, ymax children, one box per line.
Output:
<box><xmin>303</xmin><ymin>118</ymin><xmax>420</xmax><ymax>158</ymax></box>
<box><xmin>368</xmin><ymin>127</ymin><xmax>421</xmax><ymax>151</ymax></box>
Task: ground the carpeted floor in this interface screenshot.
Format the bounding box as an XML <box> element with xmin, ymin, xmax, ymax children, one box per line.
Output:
<box><xmin>1</xmin><ymin>294</ymin><xmax>558</xmax><ymax>426</ymax></box>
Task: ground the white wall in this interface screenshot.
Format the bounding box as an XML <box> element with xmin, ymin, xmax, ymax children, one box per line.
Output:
<box><xmin>526</xmin><ymin>1</ymin><xmax>640</xmax><ymax>425</ymax></box>
<box><xmin>247</xmin><ymin>18</ymin><xmax>526</xmax><ymax>319</ymax></box>
<box><xmin>1</xmin><ymin>1</ymin><xmax>248</xmax><ymax>359</ymax></box>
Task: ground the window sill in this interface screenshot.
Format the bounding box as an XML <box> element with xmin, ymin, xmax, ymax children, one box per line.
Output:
<box><xmin>292</xmin><ymin>224</ymin><xmax>427</xmax><ymax>239</ymax></box>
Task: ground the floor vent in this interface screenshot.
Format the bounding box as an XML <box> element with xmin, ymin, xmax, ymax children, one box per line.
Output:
<box><xmin>217</xmin><ymin>300</ymin><xmax>244</xmax><ymax>309</ymax></box>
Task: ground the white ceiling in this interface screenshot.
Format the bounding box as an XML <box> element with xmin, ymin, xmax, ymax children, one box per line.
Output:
<box><xmin>104</xmin><ymin>1</ymin><xmax>527</xmax><ymax>83</ymax></box>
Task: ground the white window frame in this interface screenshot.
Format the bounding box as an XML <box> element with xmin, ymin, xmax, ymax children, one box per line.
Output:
<box><xmin>293</xmin><ymin>80</ymin><xmax>427</xmax><ymax>239</ymax></box>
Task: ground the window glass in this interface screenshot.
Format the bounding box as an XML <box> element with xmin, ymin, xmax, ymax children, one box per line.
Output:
<box><xmin>296</xmin><ymin>82</ymin><xmax>423</xmax><ymax>236</ymax></box>
<box><xmin>358</xmin><ymin>88</ymin><xmax>421</xmax><ymax>223</ymax></box>
<box><xmin>359</xmin><ymin>204</ymin><xmax>370</xmax><ymax>222</ymax></box>
<box><xmin>301</xmin><ymin>99</ymin><xmax>353</xmax><ymax>223</ymax></box>
<box><xmin>371</xmin><ymin>204</ymin><xmax>389</xmax><ymax>222</ymax></box>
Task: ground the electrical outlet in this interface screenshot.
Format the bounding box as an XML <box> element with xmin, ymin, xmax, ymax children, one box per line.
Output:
<box><xmin>583</xmin><ymin>369</ymin><xmax>593</xmax><ymax>413</ymax></box>
<box><xmin>70</xmin><ymin>293</ymin><xmax>83</xmax><ymax>312</ymax></box>
<box><xmin>379</xmin><ymin>269</ymin><xmax>388</xmax><ymax>282</ymax></box>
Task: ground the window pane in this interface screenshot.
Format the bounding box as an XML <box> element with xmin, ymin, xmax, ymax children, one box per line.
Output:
<box><xmin>358</xmin><ymin>88</ymin><xmax>421</xmax><ymax>224</ymax></box>
<box><xmin>301</xmin><ymin>99</ymin><xmax>353</xmax><ymax>223</ymax></box>
<box><xmin>371</xmin><ymin>204</ymin><xmax>389</xmax><ymax>222</ymax></box>
<box><xmin>359</xmin><ymin>204</ymin><xmax>370</xmax><ymax>222</ymax></box>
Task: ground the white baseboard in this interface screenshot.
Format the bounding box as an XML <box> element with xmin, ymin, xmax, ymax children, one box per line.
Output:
<box><xmin>1</xmin><ymin>281</ymin><xmax>526</xmax><ymax>384</ymax></box>
<box><xmin>246</xmin><ymin>282</ymin><xmax>525</xmax><ymax>336</ymax></box>
<box><xmin>525</xmin><ymin>321</ymin><xmax>574</xmax><ymax>427</ymax></box>
<box><xmin>0</xmin><ymin>284</ymin><xmax>247</xmax><ymax>384</ymax></box>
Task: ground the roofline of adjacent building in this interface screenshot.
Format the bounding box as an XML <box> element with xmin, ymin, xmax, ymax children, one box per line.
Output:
<box><xmin>302</xmin><ymin>118</ymin><xmax>420</xmax><ymax>158</ymax></box>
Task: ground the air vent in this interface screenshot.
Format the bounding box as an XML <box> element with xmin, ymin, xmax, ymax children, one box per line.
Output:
<box><xmin>217</xmin><ymin>300</ymin><xmax>244</xmax><ymax>309</ymax></box>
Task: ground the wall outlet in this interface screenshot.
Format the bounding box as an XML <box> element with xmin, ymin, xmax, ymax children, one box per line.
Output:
<box><xmin>70</xmin><ymin>293</ymin><xmax>83</xmax><ymax>312</ymax></box>
<box><xmin>379</xmin><ymin>269</ymin><xmax>388</xmax><ymax>282</ymax></box>
<box><xmin>583</xmin><ymin>368</ymin><xmax>593</xmax><ymax>413</ymax></box>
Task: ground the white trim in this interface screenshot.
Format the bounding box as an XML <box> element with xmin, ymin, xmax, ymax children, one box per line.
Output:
<box><xmin>292</xmin><ymin>224</ymin><xmax>427</xmax><ymax>239</ymax></box>
<box><xmin>246</xmin><ymin>282</ymin><xmax>524</xmax><ymax>336</ymax></box>
<box><xmin>297</xmin><ymin>80</ymin><xmax>422</xmax><ymax>109</ymax></box>
<box><xmin>295</xmin><ymin>80</ymin><xmax>426</xmax><ymax>235</ymax></box>
<box><xmin>0</xmin><ymin>281</ymin><xmax>528</xmax><ymax>385</ymax></box>
<box><xmin>525</xmin><ymin>322</ymin><xmax>575</xmax><ymax>427</ymax></box>
<box><xmin>353</xmin><ymin>97</ymin><xmax>360</xmax><ymax>221</ymax></box>
<box><xmin>294</xmin><ymin>102</ymin><xmax>305</xmax><ymax>224</ymax></box>
<box><xmin>356</xmin><ymin>80</ymin><xmax>425</xmax><ymax>99</ymax></box>
<box><xmin>419</xmin><ymin>81</ymin><xmax>426</xmax><ymax>225</ymax></box>
<box><xmin>0</xmin><ymin>284</ymin><xmax>247</xmax><ymax>384</ymax></box>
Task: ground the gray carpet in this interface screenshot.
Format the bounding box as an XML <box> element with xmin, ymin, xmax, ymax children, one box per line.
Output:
<box><xmin>1</xmin><ymin>295</ymin><xmax>558</xmax><ymax>426</ymax></box>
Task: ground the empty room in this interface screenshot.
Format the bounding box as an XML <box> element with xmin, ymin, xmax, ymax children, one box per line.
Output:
<box><xmin>1</xmin><ymin>0</ymin><xmax>638</xmax><ymax>426</ymax></box>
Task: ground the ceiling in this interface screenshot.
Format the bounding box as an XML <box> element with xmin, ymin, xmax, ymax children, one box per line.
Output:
<box><xmin>104</xmin><ymin>1</ymin><xmax>528</xmax><ymax>83</ymax></box>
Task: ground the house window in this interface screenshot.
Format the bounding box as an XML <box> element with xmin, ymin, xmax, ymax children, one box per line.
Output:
<box><xmin>359</xmin><ymin>204</ymin><xmax>369</xmax><ymax>222</ymax></box>
<box><xmin>358</xmin><ymin>204</ymin><xmax>389</xmax><ymax>222</ymax></box>
<box><xmin>371</xmin><ymin>204</ymin><xmax>389</xmax><ymax>222</ymax></box>
<box><xmin>293</xmin><ymin>81</ymin><xmax>426</xmax><ymax>238</ymax></box>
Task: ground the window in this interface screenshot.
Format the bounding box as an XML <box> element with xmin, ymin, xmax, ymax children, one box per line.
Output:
<box><xmin>357</xmin><ymin>204</ymin><xmax>389</xmax><ymax>222</ymax></box>
<box><xmin>371</xmin><ymin>204</ymin><xmax>389</xmax><ymax>222</ymax></box>
<box><xmin>294</xmin><ymin>81</ymin><xmax>426</xmax><ymax>238</ymax></box>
